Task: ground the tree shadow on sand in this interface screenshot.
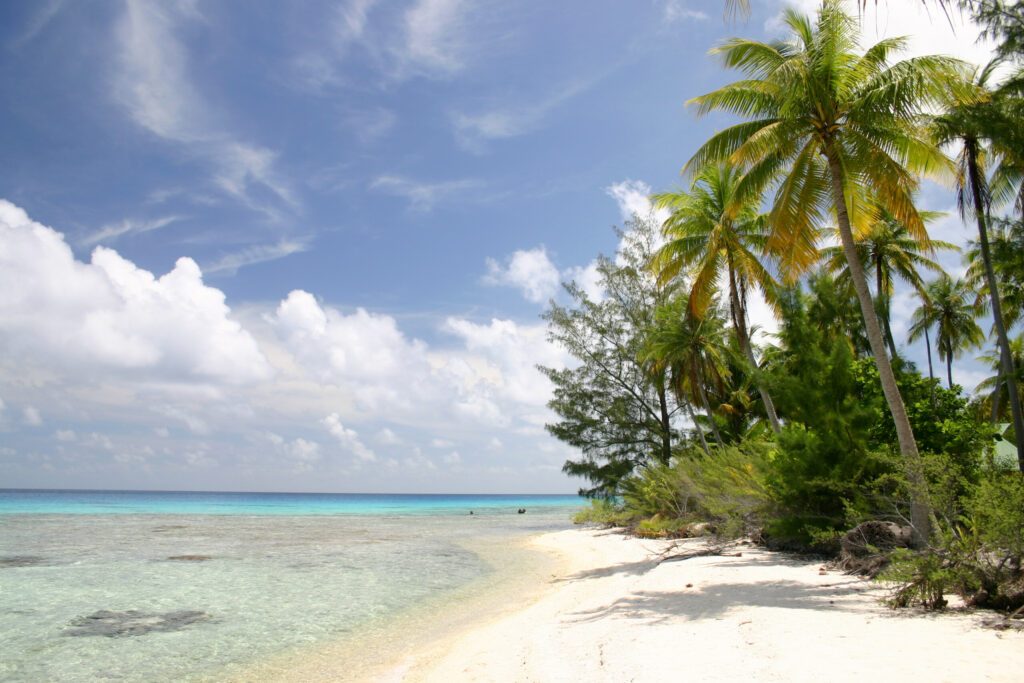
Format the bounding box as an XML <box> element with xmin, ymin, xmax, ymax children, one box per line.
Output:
<box><xmin>567</xmin><ymin>579</ymin><xmax>885</xmax><ymax>625</ymax></box>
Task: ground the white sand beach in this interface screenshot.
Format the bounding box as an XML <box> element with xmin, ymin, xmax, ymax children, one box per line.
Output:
<box><xmin>248</xmin><ymin>527</ymin><xmax>1024</xmax><ymax>683</ymax></box>
<box><xmin>386</xmin><ymin>529</ymin><xmax>1024</xmax><ymax>683</ymax></box>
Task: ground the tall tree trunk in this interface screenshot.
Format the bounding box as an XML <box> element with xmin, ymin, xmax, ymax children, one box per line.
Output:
<box><xmin>877</xmin><ymin>262</ymin><xmax>898</xmax><ymax>358</ymax></box>
<box><xmin>694</xmin><ymin>366</ymin><xmax>724</xmax><ymax>445</ymax></box>
<box><xmin>825</xmin><ymin>147</ymin><xmax>931</xmax><ymax>546</ymax></box>
<box><xmin>727</xmin><ymin>262</ymin><xmax>782</xmax><ymax>434</ymax></box>
<box><xmin>924</xmin><ymin>326</ymin><xmax>935</xmax><ymax>406</ymax></box>
<box><xmin>946</xmin><ymin>343</ymin><xmax>954</xmax><ymax>389</ymax></box>
<box><xmin>965</xmin><ymin>138</ymin><xmax>1024</xmax><ymax>472</ymax></box>
<box><xmin>656</xmin><ymin>379</ymin><xmax>673</xmax><ymax>464</ymax></box>
<box><xmin>685</xmin><ymin>401</ymin><xmax>711</xmax><ymax>455</ymax></box>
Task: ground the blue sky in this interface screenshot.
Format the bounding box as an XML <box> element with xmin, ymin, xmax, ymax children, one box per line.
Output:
<box><xmin>0</xmin><ymin>0</ymin><xmax>998</xmax><ymax>492</ymax></box>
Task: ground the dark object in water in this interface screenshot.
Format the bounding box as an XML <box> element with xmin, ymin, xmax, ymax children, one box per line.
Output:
<box><xmin>469</xmin><ymin>510</ymin><xmax>474</xmax><ymax>515</ymax></box>
<box><xmin>517</xmin><ymin>508</ymin><xmax>526</xmax><ymax>514</ymax></box>
<box><xmin>0</xmin><ymin>556</ymin><xmax>48</xmax><ymax>568</ymax></box>
<box><xmin>64</xmin><ymin>609</ymin><xmax>211</xmax><ymax>637</ymax></box>
<box><xmin>164</xmin><ymin>555</ymin><xmax>213</xmax><ymax>562</ymax></box>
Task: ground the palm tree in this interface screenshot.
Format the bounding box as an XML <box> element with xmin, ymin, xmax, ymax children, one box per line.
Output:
<box><xmin>910</xmin><ymin>275</ymin><xmax>984</xmax><ymax>388</ymax></box>
<box><xmin>651</xmin><ymin>163</ymin><xmax>782</xmax><ymax>434</ymax></box>
<box><xmin>684</xmin><ymin>1</ymin><xmax>962</xmax><ymax>542</ymax></box>
<box><xmin>821</xmin><ymin>208</ymin><xmax>954</xmax><ymax>357</ymax></box>
<box><xmin>908</xmin><ymin>287</ymin><xmax>940</xmax><ymax>393</ymax></box>
<box><xmin>933</xmin><ymin>60</ymin><xmax>1024</xmax><ymax>471</ymax></box>
<box><xmin>642</xmin><ymin>297</ymin><xmax>732</xmax><ymax>451</ymax></box>
<box><xmin>976</xmin><ymin>335</ymin><xmax>1024</xmax><ymax>425</ymax></box>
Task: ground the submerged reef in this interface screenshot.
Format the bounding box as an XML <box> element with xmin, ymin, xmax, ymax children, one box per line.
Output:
<box><xmin>64</xmin><ymin>610</ymin><xmax>211</xmax><ymax>637</ymax></box>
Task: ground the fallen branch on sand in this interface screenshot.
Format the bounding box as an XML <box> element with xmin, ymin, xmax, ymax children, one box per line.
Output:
<box><xmin>656</xmin><ymin>541</ymin><xmax>743</xmax><ymax>565</ymax></box>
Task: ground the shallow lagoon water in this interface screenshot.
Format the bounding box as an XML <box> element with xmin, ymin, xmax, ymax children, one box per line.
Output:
<box><xmin>0</xmin><ymin>491</ymin><xmax>580</xmax><ymax>682</ymax></box>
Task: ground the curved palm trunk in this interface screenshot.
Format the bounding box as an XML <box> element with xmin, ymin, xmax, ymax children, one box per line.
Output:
<box><xmin>825</xmin><ymin>148</ymin><xmax>931</xmax><ymax>546</ymax></box>
<box><xmin>965</xmin><ymin>138</ymin><xmax>1024</xmax><ymax>473</ymax></box>
<box><xmin>727</xmin><ymin>263</ymin><xmax>782</xmax><ymax>434</ymax></box>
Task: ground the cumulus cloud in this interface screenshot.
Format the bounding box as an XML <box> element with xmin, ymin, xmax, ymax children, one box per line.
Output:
<box><xmin>322</xmin><ymin>413</ymin><xmax>377</xmax><ymax>462</ymax></box>
<box><xmin>483</xmin><ymin>247</ymin><xmax>561</xmax><ymax>304</ymax></box>
<box><xmin>0</xmin><ymin>200</ymin><xmax>271</xmax><ymax>383</ymax></box>
<box><xmin>606</xmin><ymin>180</ymin><xmax>670</xmax><ymax>224</ymax></box>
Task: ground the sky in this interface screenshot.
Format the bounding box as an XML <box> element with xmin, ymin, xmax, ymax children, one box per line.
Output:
<box><xmin>0</xmin><ymin>0</ymin><xmax>999</xmax><ymax>493</ymax></box>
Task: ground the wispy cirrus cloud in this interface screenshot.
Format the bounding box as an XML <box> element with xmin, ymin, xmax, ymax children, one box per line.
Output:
<box><xmin>203</xmin><ymin>239</ymin><xmax>311</xmax><ymax>276</ymax></box>
<box><xmin>9</xmin><ymin>0</ymin><xmax>66</xmax><ymax>49</ymax></box>
<box><xmin>80</xmin><ymin>215</ymin><xmax>183</xmax><ymax>246</ymax></box>
<box><xmin>662</xmin><ymin>1</ymin><xmax>708</xmax><ymax>23</ymax></box>
<box><xmin>370</xmin><ymin>174</ymin><xmax>482</xmax><ymax>211</ymax></box>
<box><xmin>452</xmin><ymin>77</ymin><xmax>596</xmax><ymax>152</ymax></box>
<box><xmin>291</xmin><ymin>0</ymin><xmax>491</xmax><ymax>89</ymax></box>
<box><xmin>113</xmin><ymin>0</ymin><xmax>296</xmax><ymax>217</ymax></box>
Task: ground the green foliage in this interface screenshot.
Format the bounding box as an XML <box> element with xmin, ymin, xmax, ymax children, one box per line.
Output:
<box><xmin>571</xmin><ymin>499</ymin><xmax>634</xmax><ymax>527</ymax></box>
<box><xmin>882</xmin><ymin>471</ymin><xmax>1024</xmax><ymax>612</ymax></box>
<box><xmin>620</xmin><ymin>441</ymin><xmax>772</xmax><ymax>538</ymax></box>
<box><xmin>852</xmin><ymin>358</ymin><xmax>989</xmax><ymax>466</ymax></box>
<box><xmin>883</xmin><ymin>548</ymin><xmax>956</xmax><ymax>610</ymax></box>
<box><xmin>542</xmin><ymin>216</ymin><xmax>684</xmax><ymax>498</ymax></box>
<box><xmin>634</xmin><ymin>516</ymin><xmax>691</xmax><ymax>539</ymax></box>
<box><xmin>763</xmin><ymin>288</ymin><xmax>893</xmax><ymax>543</ymax></box>
<box><xmin>969</xmin><ymin>471</ymin><xmax>1024</xmax><ymax>560</ymax></box>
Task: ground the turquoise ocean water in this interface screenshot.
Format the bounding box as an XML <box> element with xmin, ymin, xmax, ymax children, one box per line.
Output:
<box><xmin>0</xmin><ymin>490</ymin><xmax>582</xmax><ymax>682</ymax></box>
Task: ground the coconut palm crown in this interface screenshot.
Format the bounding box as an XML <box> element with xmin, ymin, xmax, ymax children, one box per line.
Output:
<box><xmin>651</xmin><ymin>163</ymin><xmax>783</xmax><ymax>433</ymax></box>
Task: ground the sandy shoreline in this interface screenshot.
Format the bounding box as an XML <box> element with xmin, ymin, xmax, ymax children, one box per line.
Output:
<box><xmin>244</xmin><ymin>528</ymin><xmax>1024</xmax><ymax>682</ymax></box>
<box><xmin>389</xmin><ymin>528</ymin><xmax>1023</xmax><ymax>683</ymax></box>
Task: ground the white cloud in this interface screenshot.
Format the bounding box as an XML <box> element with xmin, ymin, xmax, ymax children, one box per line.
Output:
<box><xmin>203</xmin><ymin>239</ymin><xmax>310</xmax><ymax>276</ymax></box>
<box><xmin>0</xmin><ymin>200</ymin><xmax>271</xmax><ymax>384</ymax></box>
<box><xmin>283</xmin><ymin>437</ymin><xmax>322</xmax><ymax>464</ymax></box>
<box><xmin>22</xmin><ymin>406</ymin><xmax>42</xmax><ymax>427</ymax></box>
<box><xmin>452</xmin><ymin>78</ymin><xmax>595</xmax><ymax>152</ymax></box>
<box><xmin>443</xmin><ymin>317</ymin><xmax>569</xmax><ymax>409</ymax></box>
<box><xmin>663</xmin><ymin>2</ymin><xmax>708</xmax><ymax>23</ymax></box>
<box><xmin>443</xmin><ymin>450</ymin><xmax>461</xmax><ymax>465</ymax></box>
<box><xmin>606</xmin><ymin>180</ymin><xmax>670</xmax><ymax>224</ymax></box>
<box><xmin>81</xmin><ymin>215</ymin><xmax>182</xmax><ymax>246</ymax></box>
<box><xmin>55</xmin><ymin>429</ymin><xmax>76</xmax><ymax>442</ymax></box>
<box><xmin>323</xmin><ymin>413</ymin><xmax>377</xmax><ymax>462</ymax></box>
<box><xmin>401</xmin><ymin>0</ymin><xmax>469</xmax><ymax>75</ymax></box>
<box><xmin>483</xmin><ymin>246</ymin><xmax>561</xmax><ymax>304</ymax></box>
<box><xmin>114</xmin><ymin>1</ymin><xmax>295</xmax><ymax>214</ymax></box>
<box><xmin>375</xmin><ymin>427</ymin><xmax>401</xmax><ymax>445</ymax></box>
<box><xmin>370</xmin><ymin>175</ymin><xmax>481</xmax><ymax>211</ymax></box>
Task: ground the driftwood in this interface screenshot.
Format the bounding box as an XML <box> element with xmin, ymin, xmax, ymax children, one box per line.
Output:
<box><xmin>837</xmin><ymin>521</ymin><xmax>913</xmax><ymax>577</ymax></box>
<box><xmin>656</xmin><ymin>541</ymin><xmax>741</xmax><ymax>565</ymax></box>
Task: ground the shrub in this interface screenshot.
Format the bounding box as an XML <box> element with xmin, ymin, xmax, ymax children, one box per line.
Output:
<box><xmin>572</xmin><ymin>499</ymin><xmax>634</xmax><ymax>527</ymax></box>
